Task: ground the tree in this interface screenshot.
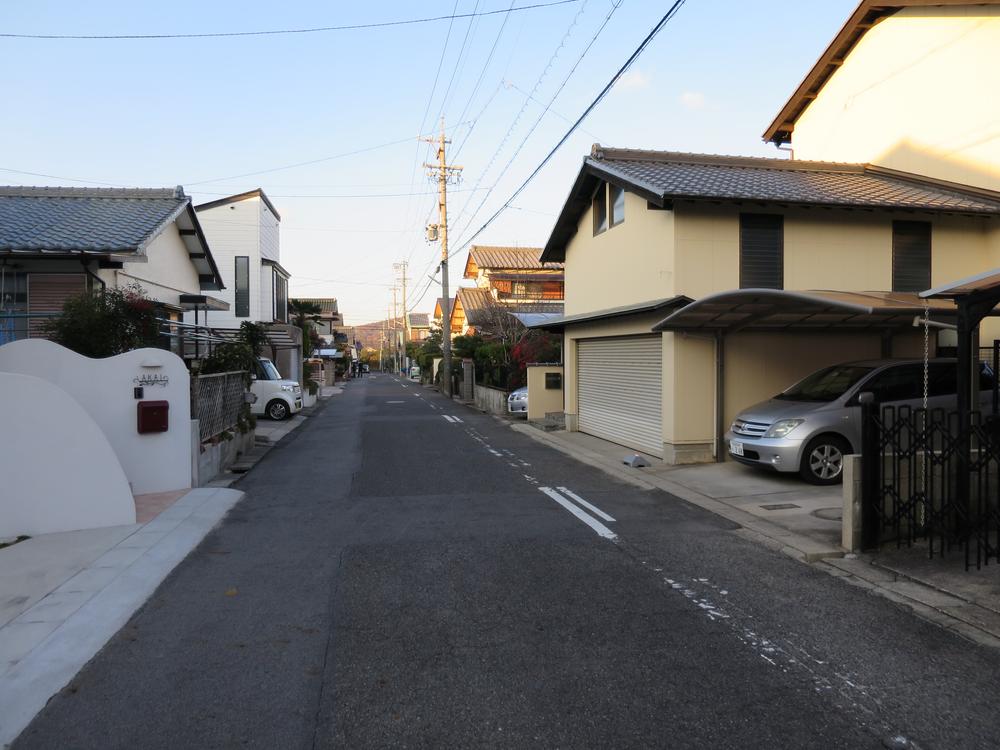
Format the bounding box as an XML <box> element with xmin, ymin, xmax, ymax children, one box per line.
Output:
<box><xmin>46</xmin><ymin>283</ymin><xmax>159</xmax><ymax>358</ymax></box>
<box><xmin>510</xmin><ymin>330</ymin><xmax>561</xmax><ymax>389</ymax></box>
<box><xmin>289</xmin><ymin>298</ymin><xmax>322</xmax><ymax>357</ymax></box>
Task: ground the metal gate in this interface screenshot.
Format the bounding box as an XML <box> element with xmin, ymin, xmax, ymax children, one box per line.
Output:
<box><xmin>860</xmin><ymin>399</ymin><xmax>1000</xmax><ymax>570</ymax></box>
<box><xmin>577</xmin><ymin>336</ymin><xmax>662</xmax><ymax>457</ymax></box>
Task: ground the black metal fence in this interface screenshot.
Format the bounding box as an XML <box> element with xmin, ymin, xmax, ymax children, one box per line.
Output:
<box><xmin>861</xmin><ymin>399</ymin><xmax>1000</xmax><ymax>570</ymax></box>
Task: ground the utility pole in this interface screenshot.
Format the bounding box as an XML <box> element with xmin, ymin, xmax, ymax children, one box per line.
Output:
<box><xmin>394</xmin><ymin>260</ymin><xmax>409</xmax><ymax>369</ymax></box>
<box><xmin>423</xmin><ymin>118</ymin><xmax>462</xmax><ymax>396</ymax></box>
<box><xmin>392</xmin><ymin>286</ymin><xmax>401</xmax><ymax>375</ymax></box>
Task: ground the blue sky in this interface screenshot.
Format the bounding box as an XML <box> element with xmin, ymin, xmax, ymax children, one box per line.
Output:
<box><xmin>0</xmin><ymin>0</ymin><xmax>858</xmax><ymax>324</ymax></box>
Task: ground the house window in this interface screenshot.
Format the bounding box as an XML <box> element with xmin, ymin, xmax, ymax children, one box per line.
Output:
<box><xmin>0</xmin><ymin>271</ymin><xmax>27</xmax><ymax>343</ymax></box>
<box><xmin>892</xmin><ymin>220</ymin><xmax>931</xmax><ymax>293</ymax></box>
<box><xmin>274</xmin><ymin>272</ymin><xmax>288</xmax><ymax>322</ymax></box>
<box><xmin>593</xmin><ymin>183</ymin><xmax>626</xmax><ymax>235</ymax></box>
<box><xmin>593</xmin><ymin>184</ymin><xmax>608</xmax><ymax>235</ymax></box>
<box><xmin>610</xmin><ymin>184</ymin><xmax>625</xmax><ymax>227</ymax></box>
<box><xmin>740</xmin><ymin>214</ymin><xmax>783</xmax><ymax>289</ymax></box>
<box><xmin>234</xmin><ymin>256</ymin><xmax>250</xmax><ymax>317</ymax></box>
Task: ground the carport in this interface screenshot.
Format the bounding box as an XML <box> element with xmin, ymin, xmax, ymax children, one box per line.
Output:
<box><xmin>652</xmin><ymin>289</ymin><xmax>961</xmax><ymax>462</ymax></box>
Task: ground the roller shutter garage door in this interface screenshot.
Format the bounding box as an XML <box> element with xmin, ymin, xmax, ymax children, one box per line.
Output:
<box><xmin>577</xmin><ymin>335</ymin><xmax>662</xmax><ymax>457</ymax></box>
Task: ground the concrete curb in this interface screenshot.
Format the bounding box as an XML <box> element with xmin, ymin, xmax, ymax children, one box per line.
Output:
<box><xmin>0</xmin><ymin>488</ymin><xmax>245</xmax><ymax>748</ymax></box>
<box><xmin>508</xmin><ymin>423</ymin><xmax>1000</xmax><ymax>650</ymax></box>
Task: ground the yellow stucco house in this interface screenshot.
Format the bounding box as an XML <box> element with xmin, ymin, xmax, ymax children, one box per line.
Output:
<box><xmin>538</xmin><ymin>0</ymin><xmax>1000</xmax><ymax>466</ymax></box>
<box><xmin>539</xmin><ymin>146</ymin><xmax>1000</xmax><ymax>463</ymax></box>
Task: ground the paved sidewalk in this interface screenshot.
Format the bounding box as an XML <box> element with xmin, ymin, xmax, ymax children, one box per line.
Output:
<box><xmin>512</xmin><ymin>424</ymin><xmax>1000</xmax><ymax>649</ymax></box>
<box><xmin>0</xmin><ymin>487</ymin><xmax>243</xmax><ymax>747</ymax></box>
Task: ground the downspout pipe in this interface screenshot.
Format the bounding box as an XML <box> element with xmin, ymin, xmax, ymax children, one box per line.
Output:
<box><xmin>715</xmin><ymin>332</ymin><xmax>725</xmax><ymax>463</ymax></box>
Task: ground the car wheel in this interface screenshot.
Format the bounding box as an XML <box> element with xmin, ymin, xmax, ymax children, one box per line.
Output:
<box><xmin>266</xmin><ymin>399</ymin><xmax>290</xmax><ymax>421</ymax></box>
<box><xmin>799</xmin><ymin>435</ymin><xmax>850</xmax><ymax>485</ymax></box>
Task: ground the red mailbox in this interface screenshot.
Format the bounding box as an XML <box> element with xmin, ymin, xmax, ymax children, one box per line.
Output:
<box><xmin>137</xmin><ymin>400</ymin><xmax>169</xmax><ymax>433</ymax></box>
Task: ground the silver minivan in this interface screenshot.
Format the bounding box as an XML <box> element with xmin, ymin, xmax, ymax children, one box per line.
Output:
<box><xmin>725</xmin><ymin>359</ymin><xmax>994</xmax><ymax>485</ymax></box>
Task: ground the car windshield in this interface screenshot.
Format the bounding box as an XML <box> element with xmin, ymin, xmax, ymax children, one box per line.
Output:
<box><xmin>259</xmin><ymin>360</ymin><xmax>282</xmax><ymax>380</ymax></box>
<box><xmin>774</xmin><ymin>364</ymin><xmax>875</xmax><ymax>402</ymax></box>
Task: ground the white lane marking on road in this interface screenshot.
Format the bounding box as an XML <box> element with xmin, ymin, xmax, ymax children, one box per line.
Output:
<box><xmin>386</xmin><ymin>400</ymin><xmax>405</xmax><ymax>404</ymax></box>
<box><xmin>523</xmin><ymin>474</ymin><xmax>538</xmax><ymax>484</ymax></box>
<box><xmin>450</xmin><ymin>416</ymin><xmax>463</xmax><ymax>423</ymax></box>
<box><xmin>442</xmin><ymin>415</ymin><xmax>457</xmax><ymax>423</ymax></box>
<box><xmin>488</xmin><ymin>449</ymin><xmax>503</xmax><ymax>456</ymax></box>
<box><xmin>555</xmin><ymin>486</ymin><xmax>616</xmax><ymax>523</ymax></box>
<box><xmin>538</xmin><ymin>487</ymin><xmax>617</xmax><ymax>540</ymax></box>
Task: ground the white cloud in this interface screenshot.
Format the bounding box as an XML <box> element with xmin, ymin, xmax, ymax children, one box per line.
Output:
<box><xmin>679</xmin><ymin>91</ymin><xmax>706</xmax><ymax>110</ymax></box>
<box><xmin>617</xmin><ymin>68</ymin><xmax>651</xmax><ymax>90</ymax></box>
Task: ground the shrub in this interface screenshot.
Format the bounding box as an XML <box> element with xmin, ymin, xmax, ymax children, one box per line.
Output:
<box><xmin>46</xmin><ymin>283</ymin><xmax>159</xmax><ymax>357</ymax></box>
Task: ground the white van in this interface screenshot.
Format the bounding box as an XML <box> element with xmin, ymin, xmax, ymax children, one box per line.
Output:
<box><xmin>251</xmin><ymin>358</ymin><xmax>302</xmax><ymax>420</ymax></box>
<box><xmin>409</xmin><ymin>365</ymin><xmax>421</xmax><ymax>381</ymax></box>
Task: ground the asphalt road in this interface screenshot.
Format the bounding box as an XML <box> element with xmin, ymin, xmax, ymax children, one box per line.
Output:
<box><xmin>14</xmin><ymin>375</ymin><xmax>1000</xmax><ymax>749</ymax></box>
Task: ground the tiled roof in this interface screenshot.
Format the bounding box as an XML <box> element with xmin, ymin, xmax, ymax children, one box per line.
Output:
<box><xmin>455</xmin><ymin>287</ymin><xmax>562</xmax><ymax>327</ymax></box>
<box><xmin>296</xmin><ymin>297</ymin><xmax>339</xmax><ymax>314</ymax></box>
<box><xmin>542</xmin><ymin>146</ymin><xmax>1000</xmax><ymax>261</ymax></box>
<box><xmin>0</xmin><ymin>186</ymin><xmax>189</xmax><ymax>254</ymax></box>
<box><xmin>592</xmin><ymin>148</ymin><xmax>1000</xmax><ymax>214</ymax></box>
<box><xmin>469</xmin><ymin>245</ymin><xmax>563</xmax><ymax>271</ymax></box>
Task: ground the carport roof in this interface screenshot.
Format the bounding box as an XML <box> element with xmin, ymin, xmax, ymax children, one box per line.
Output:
<box><xmin>921</xmin><ymin>268</ymin><xmax>1000</xmax><ymax>300</ymax></box>
<box><xmin>652</xmin><ymin>289</ymin><xmax>961</xmax><ymax>334</ymax></box>
<box><xmin>529</xmin><ymin>295</ymin><xmax>692</xmax><ymax>332</ymax></box>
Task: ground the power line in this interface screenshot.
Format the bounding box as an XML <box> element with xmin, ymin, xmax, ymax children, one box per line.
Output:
<box><xmin>451</xmin><ymin>0</ymin><xmax>623</xmax><ymax>244</ymax></box>
<box><xmin>451</xmin><ymin>0</ymin><xmax>688</xmax><ymax>256</ymax></box>
<box><xmin>189</xmin><ymin>187</ymin><xmax>486</xmax><ymax>199</ymax></box>
<box><xmin>432</xmin><ymin>0</ymin><xmax>484</xmax><ymax>127</ymax></box>
<box><xmin>186</xmin><ymin>134</ymin><xmax>421</xmax><ymax>186</ymax></box>
<box><xmin>448</xmin><ymin>2</ymin><xmax>516</xmax><ymax>158</ymax></box>
<box><xmin>448</xmin><ymin>0</ymin><xmax>590</xmax><ymax>232</ymax></box>
<box><xmin>2</xmin><ymin>1</ymin><xmax>584</xmax><ymax>40</ymax></box>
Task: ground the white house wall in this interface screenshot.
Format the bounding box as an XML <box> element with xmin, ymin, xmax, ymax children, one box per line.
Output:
<box><xmin>259</xmin><ymin>265</ymin><xmax>274</xmax><ymax>322</ymax></box>
<box><xmin>258</xmin><ymin>198</ymin><xmax>280</xmax><ymax>262</ymax></box>
<box><xmin>100</xmin><ymin>224</ymin><xmax>201</xmax><ymax>307</ymax></box>
<box><xmin>194</xmin><ymin>198</ymin><xmax>261</xmax><ymax>328</ymax></box>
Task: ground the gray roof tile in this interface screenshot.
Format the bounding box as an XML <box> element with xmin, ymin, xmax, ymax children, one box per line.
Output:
<box><xmin>591</xmin><ymin>149</ymin><xmax>1000</xmax><ymax>214</ymax></box>
<box><xmin>0</xmin><ymin>186</ymin><xmax>188</xmax><ymax>254</ymax></box>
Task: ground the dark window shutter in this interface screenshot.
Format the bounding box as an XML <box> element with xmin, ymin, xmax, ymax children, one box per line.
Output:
<box><xmin>892</xmin><ymin>221</ymin><xmax>931</xmax><ymax>292</ymax></box>
<box><xmin>234</xmin><ymin>256</ymin><xmax>250</xmax><ymax>317</ymax></box>
<box><xmin>740</xmin><ymin>214</ymin><xmax>783</xmax><ymax>289</ymax></box>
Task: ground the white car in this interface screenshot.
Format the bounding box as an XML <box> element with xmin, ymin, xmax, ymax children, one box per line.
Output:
<box><xmin>409</xmin><ymin>365</ymin><xmax>421</xmax><ymax>381</ymax></box>
<box><xmin>250</xmin><ymin>358</ymin><xmax>303</xmax><ymax>420</ymax></box>
<box><xmin>507</xmin><ymin>386</ymin><xmax>528</xmax><ymax>415</ymax></box>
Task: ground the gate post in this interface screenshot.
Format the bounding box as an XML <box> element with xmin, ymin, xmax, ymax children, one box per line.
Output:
<box><xmin>859</xmin><ymin>391</ymin><xmax>880</xmax><ymax>550</ymax></box>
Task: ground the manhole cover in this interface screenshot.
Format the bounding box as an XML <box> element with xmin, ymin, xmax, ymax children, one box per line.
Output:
<box><xmin>813</xmin><ymin>507</ymin><xmax>842</xmax><ymax>521</ymax></box>
<box><xmin>760</xmin><ymin>503</ymin><xmax>800</xmax><ymax>511</ymax></box>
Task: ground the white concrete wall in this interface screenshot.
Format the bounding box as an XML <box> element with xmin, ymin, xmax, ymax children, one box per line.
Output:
<box><xmin>0</xmin><ymin>339</ymin><xmax>192</xmax><ymax>494</ymax></box>
<box><xmin>0</xmin><ymin>372</ymin><xmax>135</xmax><ymax>536</ymax></box>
